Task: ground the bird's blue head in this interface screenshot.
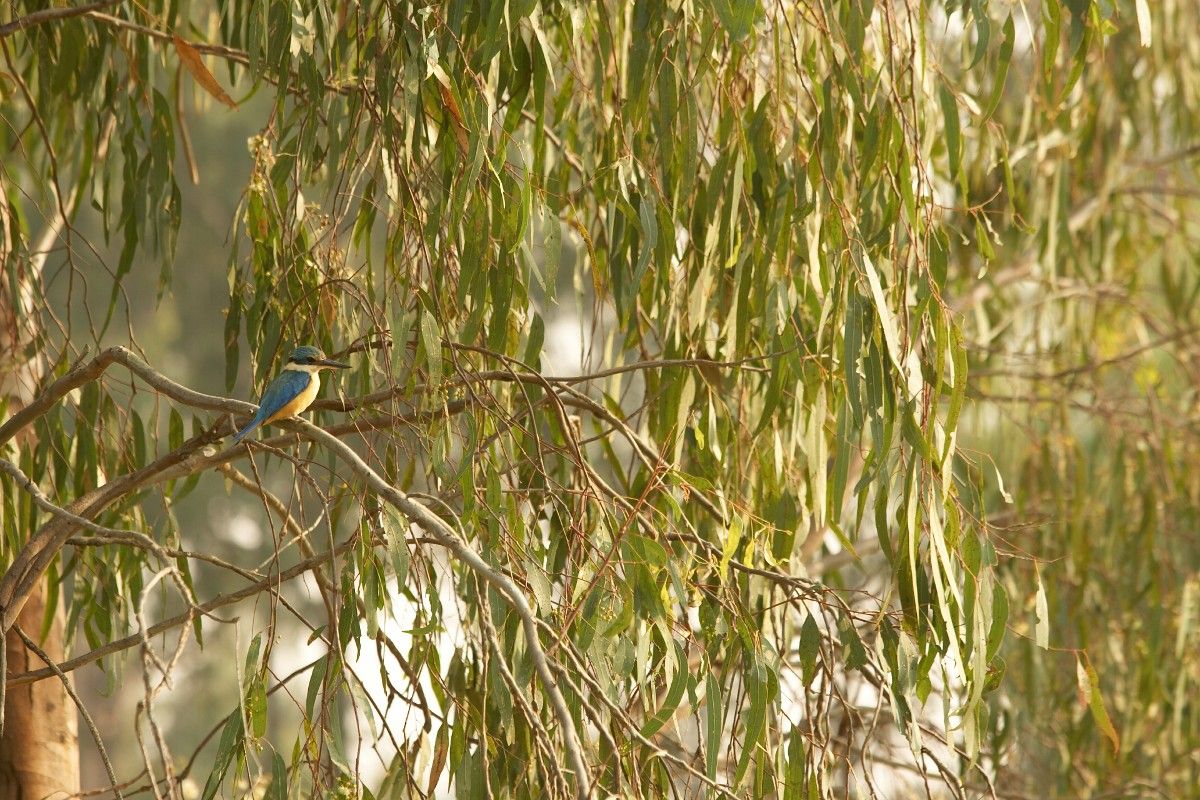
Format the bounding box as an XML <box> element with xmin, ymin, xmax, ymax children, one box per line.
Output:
<box><xmin>287</xmin><ymin>345</ymin><xmax>350</xmax><ymax>370</ymax></box>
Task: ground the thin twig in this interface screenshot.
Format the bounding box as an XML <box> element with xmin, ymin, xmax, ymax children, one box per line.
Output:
<box><xmin>293</xmin><ymin>418</ymin><xmax>595</xmax><ymax>799</ymax></box>
<box><xmin>0</xmin><ymin>457</ymin><xmax>175</xmax><ymax>560</ymax></box>
<box><xmin>0</xmin><ymin>0</ymin><xmax>121</xmax><ymax>39</ymax></box>
<box><xmin>6</xmin><ymin>538</ymin><xmax>359</xmax><ymax>687</ymax></box>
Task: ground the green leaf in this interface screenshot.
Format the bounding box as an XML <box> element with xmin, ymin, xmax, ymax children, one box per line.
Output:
<box><xmin>844</xmin><ymin>290</ymin><xmax>865</xmax><ymax>425</ymax></box>
<box><xmin>224</xmin><ymin>290</ymin><xmax>242</xmax><ymax>391</ymax></box>
<box><xmin>861</xmin><ymin>253</ymin><xmax>904</xmax><ymax>374</ymax></box>
<box><xmin>74</xmin><ymin>426</ymin><xmax>96</xmax><ymax>494</ymax></box>
<box><xmin>938</xmin><ymin>83</ymin><xmax>961</xmax><ymax>181</ymax></box>
<box><xmin>601</xmin><ymin>579</ymin><xmax>634</xmax><ymax>638</ymax></box>
<box><xmin>201</xmin><ymin>712</ymin><xmax>244</xmax><ymax>800</ymax></box>
<box><xmin>623</xmin><ymin>532</ymin><xmax>669</xmax><ymax>570</ymax></box>
<box><xmin>986</xmin><ymin>582</ymin><xmax>1008</xmax><ymax>660</ymax></box>
<box><xmin>961</xmin><ymin>532</ymin><xmax>982</xmax><ymax>575</ymax></box>
<box><xmin>419</xmin><ymin>308</ymin><xmax>442</xmax><ymax>386</ymax></box>
<box><xmin>944</xmin><ymin>322</ymin><xmax>968</xmax><ymax>441</ymax></box>
<box><xmin>710</xmin><ymin>0</ymin><xmax>760</xmax><ymax>41</ymax></box>
<box><xmin>705</xmin><ymin>671</ymin><xmax>722</xmax><ymax>780</ymax></box>
<box><xmin>244</xmin><ymin>633</ymin><xmax>262</xmax><ymax>677</ymax></box>
<box><xmin>267</xmin><ymin>750</ymin><xmax>288</xmax><ymax>800</ymax></box>
<box><xmin>247</xmin><ymin>678</ymin><xmax>267</xmax><ymax>739</ymax></box>
<box><xmin>523</xmin><ymin>312</ymin><xmax>544</xmax><ymax>367</ymax></box>
<box><xmin>168</xmin><ymin>407</ymin><xmax>184</xmax><ymax>451</ymax></box>
<box><xmin>982</xmin><ymin>15</ymin><xmax>1016</xmax><ymax>122</ymax></box>
<box><xmin>131</xmin><ymin>410</ymin><xmax>147</xmax><ymax>467</ymax></box>
<box><xmin>798</xmin><ymin>614</ymin><xmax>821</xmax><ymax>685</ymax></box>
<box><xmin>901</xmin><ymin>409</ymin><xmax>933</xmax><ymax>462</ymax></box>
<box><xmin>733</xmin><ymin>657</ymin><xmax>772</xmax><ymax>787</ymax></box>
<box><xmin>305</xmin><ymin>657</ymin><xmax>328</xmax><ymax>720</ymax></box>
<box><xmin>829</xmin><ymin>401</ymin><xmax>852</xmax><ymax>521</ymax></box>
<box><xmin>839</xmin><ymin>614</ymin><xmax>869</xmax><ymax>671</ymax></box>
<box><xmin>713</xmin><ymin>517</ymin><xmax>741</xmax><ymax>584</ymax></box>
<box><xmin>632</xmin><ymin>193</ymin><xmax>658</xmax><ymax>296</ymax></box>
<box><xmin>640</xmin><ymin>642</ymin><xmax>690</xmax><ymax>738</ymax></box>
<box><xmin>386</xmin><ymin>515</ymin><xmax>411</xmax><ymax>586</ymax></box>
<box><xmin>79</xmin><ymin>381</ymin><xmax>99</xmax><ymax>423</ymax></box>
<box><xmin>542</xmin><ymin>214</ymin><xmax>561</xmax><ymax>305</ymax></box>
<box><xmin>969</xmin><ymin>9</ymin><xmax>991</xmax><ymax>70</ymax></box>
<box><xmin>783</xmin><ymin>727</ymin><xmax>806</xmax><ymax>800</ymax></box>
<box><xmin>975</xmin><ymin>215</ymin><xmax>996</xmax><ymax>260</ymax></box>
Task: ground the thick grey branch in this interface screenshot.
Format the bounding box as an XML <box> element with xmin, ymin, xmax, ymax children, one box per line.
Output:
<box><xmin>0</xmin><ymin>345</ymin><xmax>249</xmax><ymax>447</ymax></box>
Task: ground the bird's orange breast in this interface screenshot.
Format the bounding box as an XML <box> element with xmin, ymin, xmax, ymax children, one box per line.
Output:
<box><xmin>264</xmin><ymin>373</ymin><xmax>320</xmax><ymax>424</ymax></box>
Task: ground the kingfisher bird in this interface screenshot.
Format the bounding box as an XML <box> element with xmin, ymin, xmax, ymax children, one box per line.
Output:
<box><xmin>231</xmin><ymin>345</ymin><xmax>350</xmax><ymax>443</ymax></box>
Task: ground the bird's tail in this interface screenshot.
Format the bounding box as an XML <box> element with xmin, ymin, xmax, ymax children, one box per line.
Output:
<box><xmin>231</xmin><ymin>418</ymin><xmax>261</xmax><ymax>443</ymax></box>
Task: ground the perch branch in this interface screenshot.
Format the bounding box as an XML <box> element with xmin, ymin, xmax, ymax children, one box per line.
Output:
<box><xmin>0</xmin><ymin>345</ymin><xmax>595</xmax><ymax>799</ymax></box>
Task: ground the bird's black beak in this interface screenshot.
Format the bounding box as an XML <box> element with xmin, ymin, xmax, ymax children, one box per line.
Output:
<box><xmin>315</xmin><ymin>358</ymin><xmax>351</xmax><ymax>370</ymax></box>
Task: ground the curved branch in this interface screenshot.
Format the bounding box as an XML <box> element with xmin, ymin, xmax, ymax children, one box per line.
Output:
<box><xmin>0</xmin><ymin>344</ymin><xmax>773</xmax><ymax>799</ymax></box>
<box><xmin>0</xmin><ymin>343</ymin><xmax>765</xmax><ymax>445</ymax></box>
<box><xmin>0</xmin><ymin>409</ymin><xmax>457</xmax><ymax>629</ymax></box>
<box><xmin>0</xmin><ymin>431</ymin><xmax>223</xmax><ymax>625</ymax></box>
<box><xmin>0</xmin><ymin>345</ymin><xmax>248</xmax><ymax>447</ymax></box>
<box><xmin>0</xmin><ymin>459</ymin><xmax>168</xmax><ymax>558</ymax></box>
<box><xmin>0</xmin><ymin>345</ymin><xmax>595</xmax><ymax>798</ymax></box>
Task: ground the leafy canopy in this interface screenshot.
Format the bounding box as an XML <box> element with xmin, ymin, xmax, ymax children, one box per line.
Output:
<box><xmin>2</xmin><ymin>0</ymin><xmax>1197</xmax><ymax>798</ymax></box>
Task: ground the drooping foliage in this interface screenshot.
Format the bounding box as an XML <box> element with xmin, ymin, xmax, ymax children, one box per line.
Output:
<box><xmin>1</xmin><ymin>0</ymin><xmax>1197</xmax><ymax>797</ymax></box>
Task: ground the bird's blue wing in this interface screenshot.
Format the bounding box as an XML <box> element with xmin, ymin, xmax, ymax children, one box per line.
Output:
<box><xmin>231</xmin><ymin>370</ymin><xmax>311</xmax><ymax>443</ymax></box>
<box><xmin>258</xmin><ymin>370</ymin><xmax>312</xmax><ymax>418</ymax></box>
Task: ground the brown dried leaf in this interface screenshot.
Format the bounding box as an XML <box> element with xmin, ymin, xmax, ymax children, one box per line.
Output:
<box><xmin>435</xmin><ymin>80</ymin><xmax>469</xmax><ymax>153</ymax></box>
<box><xmin>173</xmin><ymin>34</ymin><xmax>236</xmax><ymax>108</ymax></box>
<box><xmin>426</xmin><ymin>727</ymin><xmax>448</xmax><ymax>796</ymax></box>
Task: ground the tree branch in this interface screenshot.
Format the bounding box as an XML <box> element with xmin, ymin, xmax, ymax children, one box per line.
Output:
<box><xmin>0</xmin><ymin>345</ymin><xmax>595</xmax><ymax>799</ymax></box>
<box><xmin>0</xmin><ymin>408</ymin><xmax>453</xmax><ymax>630</ymax></box>
<box><xmin>5</xmin><ymin>537</ymin><xmax>359</xmax><ymax>689</ymax></box>
<box><xmin>0</xmin><ymin>0</ymin><xmax>121</xmax><ymax>39</ymax></box>
<box><xmin>0</xmin><ymin>345</ymin><xmax>246</xmax><ymax>448</ymax></box>
<box><xmin>290</xmin><ymin>418</ymin><xmax>594</xmax><ymax>799</ymax></box>
<box><xmin>0</xmin><ymin>459</ymin><xmax>167</xmax><ymax>557</ymax></box>
<box><xmin>0</xmin><ymin>343</ymin><xmax>785</xmax><ymax>800</ymax></box>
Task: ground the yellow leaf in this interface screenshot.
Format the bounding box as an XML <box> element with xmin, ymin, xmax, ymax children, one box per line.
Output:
<box><xmin>1076</xmin><ymin>654</ymin><xmax>1120</xmax><ymax>754</ymax></box>
<box><xmin>566</xmin><ymin>216</ymin><xmax>604</xmax><ymax>298</ymax></box>
<box><xmin>173</xmin><ymin>34</ymin><xmax>237</xmax><ymax>108</ymax></box>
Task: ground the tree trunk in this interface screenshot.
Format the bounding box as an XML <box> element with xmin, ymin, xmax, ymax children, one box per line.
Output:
<box><xmin>0</xmin><ymin>595</ymin><xmax>79</xmax><ymax>799</ymax></box>
<box><xmin>0</xmin><ymin>184</ymin><xmax>80</xmax><ymax>798</ymax></box>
